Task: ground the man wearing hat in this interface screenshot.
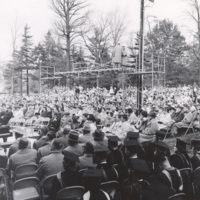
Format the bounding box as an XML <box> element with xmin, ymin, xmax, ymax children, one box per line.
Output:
<box><xmin>57</xmin><ymin>125</ymin><xmax>71</xmax><ymax>148</ymax></box>
<box><xmin>36</xmin><ymin>138</ymin><xmax>64</xmax><ymax>181</ymax></box>
<box><xmin>79</xmin><ymin>124</ymin><xmax>93</xmax><ymax>144</ymax></box>
<box><xmin>51</xmin><ymin>151</ymin><xmax>82</xmax><ymax>200</ymax></box>
<box><xmin>37</xmin><ymin>130</ymin><xmax>56</xmax><ymax>161</ymax></box>
<box><xmin>78</xmin><ymin>142</ymin><xmax>97</xmax><ymax>169</ymax></box>
<box><xmin>8</xmin><ymin>138</ymin><xmax>37</xmax><ymax>172</ymax></box>
<box><xmin>91</xmin><ymin>130</ymin><xmax>107</xmax><ymax>148</ymax></box>
<box><xmin>138</xmin><ymin>111</ymin><xmax>159</xmax><ymax>144</ymax></box>
<box><xmin>63</xmin><ymin>131</ymin><xmax>83</xmax><ymax>156</ymax></box>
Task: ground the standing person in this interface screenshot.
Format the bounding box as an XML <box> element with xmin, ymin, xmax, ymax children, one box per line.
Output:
<box><xmin>121</xmin><ymin>46</ymin><xmax>127</xmax><ymax>66</ymax></box>
<box><xmin>113</xmin><ymin>43</ymin><xmax>122</xmax><ymax>68</ymax></box>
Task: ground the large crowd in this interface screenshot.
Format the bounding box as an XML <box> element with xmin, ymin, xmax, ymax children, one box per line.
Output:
<box><xmin>1</xmin><ymin>85</ymin><xmax>200</xmax><ymax>200</ymax></box>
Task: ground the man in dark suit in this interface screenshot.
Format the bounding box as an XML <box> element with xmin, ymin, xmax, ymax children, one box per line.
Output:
<box><xmin>63</xmin><ymin>131</ymin><xmax>83</xmax><ymax>156</ymax></box>
<box><xmin>37</xmin><ymin>131</ymin><xmax>56</xmax><ymax>161</ymax></box>
<box><xmin>8</xmin><ymin>138</ymin><xmax>37</xmax><ymax>172</ymax></box>
<box><xmin>36</xmin><ymin>138</ymin><xmax>64</xmax><ymax>180</ymax></box>
<box><xmin>79</xmin><ymin>124</ymin><xmax>93</xmax><ymax>144</ymax></box>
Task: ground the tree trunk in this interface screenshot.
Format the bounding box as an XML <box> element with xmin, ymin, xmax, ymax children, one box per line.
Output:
<box><xmin>27</xmin><ymin>69</ymin><xmax>29</xmax><ymax>95</ymax></box>
<box><xmin>20</xmin><ymin>70</ymin><xmax>23</xmax><ymax>100</ymax></box>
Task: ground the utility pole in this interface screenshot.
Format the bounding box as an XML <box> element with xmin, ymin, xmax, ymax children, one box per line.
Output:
<box><xmin>137</xmin><ymin>0</ymin><xmax>145</xmax><ymax>110</ymax></box>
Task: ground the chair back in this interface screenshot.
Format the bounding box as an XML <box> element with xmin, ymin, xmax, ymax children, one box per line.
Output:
<box><xmin>100</xmin><ymin>181</ymin><xmax>119</xmax><ymax>199</ymax></box>
<box><xmin>13</xmin><ymin>177</ymin><xmax>40</xmax><ymax>190</ymax></box>
<box><xmin>15</xmin><ymin>164</ymin><xmax>38</xmax><ymax>180</ymax></box>
<box><xmin>168</xmin><ymin>193</ymin><xmax>186</xmax><ymax>200</ymax></box>
<box><xmin>56</xmin><ymin>186</ymin><xmax>85</xmax><ymax>200</ymax></box>
<box><xmin>42</xmin><ymin>174</ymin><xmax>56</xmax><ymax>196</ymax></box>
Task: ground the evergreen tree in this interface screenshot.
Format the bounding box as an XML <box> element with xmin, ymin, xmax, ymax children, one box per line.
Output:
<box><xmin>18</xmin><ymin>25</ymin><xmax>34</xmax><ymax>95</ymax></box>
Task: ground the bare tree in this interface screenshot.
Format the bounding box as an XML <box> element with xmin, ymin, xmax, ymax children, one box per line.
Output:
<box><xmin>51</xmin><ymin>0</ymin><xmax>90</xmax><ymax>71</ymax></box>
<box><xmin>81</xmin><ymin>15</ymin><xmax>112</xmax><ymax>64</ymax></box>
<box><xmin>185</xmin><ymin>0</ymin><xmax>200</xmax><ymax>60</ymax></box>
<box><xmin>108</xmin><ymin>8</ymin><xmax>127</xmax><ymax>47</ymax></box>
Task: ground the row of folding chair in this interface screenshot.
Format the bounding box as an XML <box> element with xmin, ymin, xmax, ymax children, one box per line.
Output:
<box><xmin>9</xmin><ymin>117</ymin><xmax>50</xmax><ymax>129</ymax></box>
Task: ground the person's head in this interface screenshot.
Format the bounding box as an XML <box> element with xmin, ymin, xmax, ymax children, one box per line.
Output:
<box><xmin>38</xmin><ymin>125</ymin><xmax>49</xmax><ymax>137</ymax></box>
<box><xmin>93</xmin><ymin>146</ymin><xmax>108</xmax><ymax>164</ymax></box>
<box><xmin>87</xmin><ymin>114</ymin><xmax>96</xmax><ymax>124</ymax></box>
<box><xmin>63</xmin><ymin>125</ymin><xmax>71</xmax><ymax>135</ymax></box>
<box><xmin>83</xmin><ymin>124</ymin><xmax>91</xmax><ymax>135</ymax></box>
<box><xmin>93</xmin><ymin>130</ymin><xmax>104</xmax><ymax>141</ymax></box>
<box><xmin>46</xmin><ymin>131</ymin><xmax>56</xmax><ymax>141</ymax></box>
<box><xmin>120</xmin><ymin>114</ymin><xmax>128</xmax><ymax>122</ymax></box>
<box><xmin>191</xmin><ymin>139</ymin><xmax>200</xmax><ymax>155</ymax></box>
<box><xmin>82</xmin><ymin>113</ymin><xmax>88</xmax><ymax>120</ymax></box>
<box><xmin>124</xmin><ymin>140</ymin><xmax>139</xmax><ymax>157</ymax></box>
<box><xmin>18</xmin><ymin>138</ymin><xmax>29</xmax><ymax>150</ymax></box>
<box><xmin>107</xmin><ymin>135</ymin><xmax>120</xmax><ymax>151</ymax></box>
<box><xmin>83</xmin><ymin>142</ymin><xmax>94</xmax><ymax>155</ymax></box>
<box><xmin>148</xmin><ymin>111</ymin><xmax>156</xmax><ymax>120</ymax></box>
<box><xmin>51</xmin><ymin>138</ymin><xmax>63</xmax><ymax>151</ymax></box>
<box><xmin>141</xmin><ymin>110</ymin><xmax>148</xmax><ymax>118</ymax></box>
<box><xmin>68</xmin><ymin>131</ymin><xmax>79</xmax><ymax>146</ymax></box>
<box><xmin>155</xmin><ymin>155</ymin><xmax>171</xmax><ymax>171</ymax></box>
<box><xmin>176</xmin><ymin>138</ymin><xmax>187</xmax><ymax>152</ymax></box>
<box><xmin>62</xmin><ymin>151</ymin><xmax>79</xmax><ymax>171</ymax></box>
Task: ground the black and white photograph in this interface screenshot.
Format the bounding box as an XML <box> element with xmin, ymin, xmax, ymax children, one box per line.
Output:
<box><xmin>0</xmin><ymin>0</ymin><xmax>200</xmax><ymax>199</ymax></box>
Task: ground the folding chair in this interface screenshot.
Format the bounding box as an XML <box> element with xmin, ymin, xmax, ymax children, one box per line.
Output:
<box><xmin>100</xmin><ymin>181</ymin><xmax>119</xmax><ymax>200</ymax></box>
<box><xmin>41</xmin><ymin>174</ymin><xmax>56</xmax><ymax>200</ymax></box>
<box><xmin>56</xmin><ymin>186</ymin><xmax>85</xmax><ymax>200</ymax></box>
<box><xmin>168</xmin><ymin>193</ymin><xmax>186</xmax><ymax>200</ymax></box>
<box><xmin>15</xmin><ymin>164</ymin><xmax>38</xmax><ymax>180</ymax></box>
<box><xmin>0</xmin><ymin>168</ymin><xmax>8</xmax><ymax>200</ymax></box>
<box><xmin>13</xmin><ymin>177</ymin><xmax>41</xmax><ymax>200</ymax></box>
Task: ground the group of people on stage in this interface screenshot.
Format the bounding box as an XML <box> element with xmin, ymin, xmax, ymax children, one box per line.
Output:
<box><xmin>0</xmin><ymin>84</ymin><xmax>200</xmax><ymax>199</ymax></box>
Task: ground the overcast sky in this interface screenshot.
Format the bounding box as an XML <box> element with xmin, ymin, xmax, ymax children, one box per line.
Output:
<box><xmin>0</xmin><ymin>0</ymin><xmax>196</xmax><ymax>62</ymax></box>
